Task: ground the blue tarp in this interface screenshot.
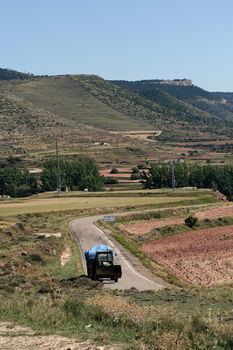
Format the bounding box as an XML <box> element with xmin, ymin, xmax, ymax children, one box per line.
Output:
<box><xmin>85</xmin><ymin>244</ymin><xmax>115</xmax><ymax>260</ymax></box>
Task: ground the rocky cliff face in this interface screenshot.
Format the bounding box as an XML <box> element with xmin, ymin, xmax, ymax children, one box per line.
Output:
<box><xmin>153</xmin><ymin>79</ymin><xmax>193</xmax><ymax>86</ymax></box>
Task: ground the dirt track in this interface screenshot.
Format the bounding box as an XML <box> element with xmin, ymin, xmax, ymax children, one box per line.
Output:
<box><xmin>0</xmin><ymin>322</ymin><xmax>116</xmax><ymax>350</ymax></box>
<box><xmin>110</xmin><ymin>130</ymin><xmax>161</xmax><ymax>142</ymax></box>
<box><xmin>70</xmin><ymin>216</ymin><xmax>165</xmax><ymax>291</ymax></box>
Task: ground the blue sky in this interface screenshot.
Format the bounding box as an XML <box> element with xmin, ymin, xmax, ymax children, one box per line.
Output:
<box><xmin>1</xmin><ymin>0</ymin><xmax>233</xmax><ymax>91</ymax></box>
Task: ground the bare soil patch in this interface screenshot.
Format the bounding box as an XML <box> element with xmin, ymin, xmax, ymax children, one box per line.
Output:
<box><xmin>35</xmin><ymin>232</ymin><xmax>62</xmax><ymax>238</ymax></box>
<box><xmin>110</xmin><ymin>130</ymin><xmax>161</xmax><ymax>142</ymax></box>
<box><xmin>196</xmin><ymin>205</ymin><xmax>233</xmax><ymax>220</ymax></box>
<box><xmin>100</xmin><ymin>168</ymin><xmax>131</xmax><ymax>178</ymax></box>
<box><xmin>61</xmin><ymin>246</ymin><xmax>72</xmax><ymax>266</ymax></box>
<box><xmin>0</xmin><ymin>322</ymin><xmax>117</xmax><ymax>350</ymax></box>
<box><xmin>101</xmin><ymin>172</ymin><xmax>131</xmax><ymax>178</ymax></box>
<box><xmin>141</xmin><ymin>225</ymin><xmax>233</xmax><ymax>286</ymax></box>
<box><xmin>29</xmin><ymin>168</ymin><xmax>42</xmax><ymax>174</ymax></box>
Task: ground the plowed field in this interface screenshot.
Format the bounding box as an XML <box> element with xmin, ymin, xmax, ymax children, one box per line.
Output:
<box><xmin>122</xmin><ymin>205</ymin><xmax>233</xmax><ymax>236</ymax></box>
<box><xmin>120</xmin><ymin>218</ymin><xmax>184</xmax><ymax>235</ymax></box>
<box><xmin>100</xmin><ymin>168</ymin><xmax>131</xmax><ymax>179</ymax></box>
<box><xmin>196</xmin><ymin>205</ymin><xmax>233</xmax><ymax>220</ymax></box>
<box><xmin>141</xmin><ymin>225</ymin><xmax>233</xmax><ymax>286</ymax></box>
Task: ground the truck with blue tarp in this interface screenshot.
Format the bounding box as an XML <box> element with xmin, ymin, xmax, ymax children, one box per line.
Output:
<box><xmin>85</xmin><ymin>244</ymin><xmax>122</xmax><ymax>282</ymax></box>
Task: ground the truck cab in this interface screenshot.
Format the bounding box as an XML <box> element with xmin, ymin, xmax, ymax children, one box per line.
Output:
<box><xmin>85</xmin><ymin>246</ymin><xmax>122</xmax><ymax>282</ymax></box>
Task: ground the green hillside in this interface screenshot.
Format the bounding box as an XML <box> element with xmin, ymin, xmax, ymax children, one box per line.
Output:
<box><xmin>150</xmin><ymin>82</ymin><xmax>233</xmax><ymax>122</ymax></box>
<box><xmin>112</xmin><ymin>79</ymin><xmax>233</xmax><ymax>125</ymax></box>
<box><xmin>0</xmin><ymin>87</ymin><xmax>126</xmax><ymax>159</ymax></box>
<box><xmin>6</xmin><ymin>76</ymin><xmax>152</xmax><ymax>131</ymax></box>
<box><xmin>212</xmin><ymin>92</ymin><xmax>233</xmax><ymax>113</ymax></box>
<box><xmin>75</xmin><ymin>75</ymin><xmax>233</xmax><ymax>141</ymax></box>
<box><xmin>8</xmin><ymin>74</ymin><xmax>228</xmax><ymax>141</ymax></box>
<box><xmin>1</xmin><ymin>72</ymin><xmax>233</xmax><ymax>149</ymax></box>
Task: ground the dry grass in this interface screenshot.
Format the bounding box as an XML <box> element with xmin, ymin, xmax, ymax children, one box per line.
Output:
<box><xmin>86</xmin><ymin>293</ymin><xmax>178</xmax><ymax>324</ymax></box>
<box><xmin>0</xmin><ymin>195</ymin><xmax>196</xmax><ymax>217</ymax></box>
<box><xmin>0</xmin><ymin>193</ymin><xmax>232</xmax><ymax>349</ymax></box>
<box><xmin>9</xmin><ymin>77</ymin><xmax>151</xmax><ymax>131</ymax></box>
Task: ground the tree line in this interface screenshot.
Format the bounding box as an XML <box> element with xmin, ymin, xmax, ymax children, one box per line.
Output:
<box><xmin>42</xmin><ymin>158</ymin><xmax>103</xmax><ymax>192</ymax></box>
<box><xmin>0</xmin><ymin>167</ymin><xmax>37</xmax><ymax>197</ymax></box>
<box><xmin>142</xmin><ymin>162</ymin><xmax>233</xmax><ymax>200</ymax></box>
<box><xmin>1</xmin><ymin>158</ymin><xmax>233</xmax><ymax>200</ymax></box>
<box><xmin>0</xmin><ymin>157</ymin><xmax>104</xmax><ymax>198</ymax></box>
<box><xmin>0</xmin><ymin>68</ymin><xmax>32</xmax><ymax>80</ymax></box>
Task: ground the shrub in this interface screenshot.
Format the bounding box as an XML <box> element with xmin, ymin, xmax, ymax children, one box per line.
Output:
<box><xmin>185</xmin><ymin>216</ymin><xmax>198</xmax><ymax>228</ymax></box>
<box><xmin>104</xmin><ymin>177</ymin><xmax>119</xmax><ymax>185</ymax></box>
<box><xmin>131</xmin><ymin>167</ymin><xmax>140</xmax><ymax>174</ymax></box>
<box><xmin>191</xmin><ymin>315</ymin><xmax>208</xmax><ymax>333</ymax></box>
<box><xmin>137</xmin><ymin>164</ymin><xmax>146</xmax><ymax>170</ymax></box>
<box><xmin>130</xmin><ymin>173</ymin><xmax>141</xmax><ymax>180</ymax></box>
<box><xmin>110</xmin><ymin>168</ymin><xmax>118</xmax><ymax>174</ymax></box>
<box><xmin>26</xmin><ymin>254</ymin><xmax>44</xmax><ymax>264</ymax></box>
<box><xmin>204</xmin><ymin>218</ymin><xmax>211</xmax><ymax>223</ymax></box>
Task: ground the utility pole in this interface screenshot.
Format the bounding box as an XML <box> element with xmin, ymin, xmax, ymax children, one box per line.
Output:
<box><xmin>169</xmin><ymin>160</ymin><xmax>176</xmax><ymax>191</ymax></box>
<box><xmin>56</xmin><ymin>137</ymin><xmax>61</xmax><ymax>192</ymax></box>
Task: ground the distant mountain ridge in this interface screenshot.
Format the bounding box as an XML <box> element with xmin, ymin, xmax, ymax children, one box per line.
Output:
<box><xmin>136</xmin><ymin>79</ymin><xmax>193</xmax><ymax>87</ymax></box>
<box><xmin>1</xmin><ymin>68</ymin><xmax>233</xmax><ymax>148</ymax></box>
<box><xmin>111</xmin><ymin>79</ymin><xmax>233</xmax><ymax>136</ymax></box>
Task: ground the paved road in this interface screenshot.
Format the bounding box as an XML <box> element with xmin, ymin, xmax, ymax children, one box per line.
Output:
<box><xmin>70</xmin><ymin>215</ymin><xmax>164</xmax><ymax>291</ymax></box>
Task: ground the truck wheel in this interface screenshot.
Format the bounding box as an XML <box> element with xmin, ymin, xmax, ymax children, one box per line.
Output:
<box><xmin>114</xmin><ymin>278</ymin><xmax>118</xmax><ymax>283</ymax></box>
<box><xmin>91</xmin><ymin>274</ymin><xmax>96</xmax><ymax>281</ymax></box>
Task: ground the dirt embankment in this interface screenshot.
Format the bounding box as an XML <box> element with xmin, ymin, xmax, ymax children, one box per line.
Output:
<box><xmin>141</xmin><ymin>225</ymin><xmax>233</xmax><ymax>286</ymax></box>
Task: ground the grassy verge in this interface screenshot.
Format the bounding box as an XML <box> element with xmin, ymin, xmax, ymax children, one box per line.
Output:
<box><xmin>0</xmin><ymin>188</ymin><xmax>217</xmax><ymax>217</ymax></box>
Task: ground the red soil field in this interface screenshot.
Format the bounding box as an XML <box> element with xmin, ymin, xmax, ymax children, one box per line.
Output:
<box><xmin>121</xmin><ymin>205</ymin><xmax>233</xmax><ymax>236</ymax></box>
<box><xmin>101</xmin><ymin>168</ymin><xmax>131</xmax><ymax>174</ymax></box>
<box><xmin>196</xmin><ymin>205</ymin><xmax>233</xmax><ymax>220</ymax></box>
<box><xmin>100</xmin><ymin>168</ymin><xmax>131</xmax><ymax>178</ymax></box>
<box><xmin>101</xmin><ymin>173</ymin><xmax>131</xmax><ymax>178</ymax></box>
<box><xmin>120</xmin><ymin>218</ymin><xmax>184</xmax><ymax>236</ymax></box>
<box><xmin>141</xmin><ymin>225</ymin><xmax>233</xmax><ymax>286</ymax></box>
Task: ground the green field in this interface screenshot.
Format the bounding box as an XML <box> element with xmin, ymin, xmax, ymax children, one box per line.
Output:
<box><xmin>9</xmin><ymin>77</ymin><xmax>152</xmax><ymax>131</ymax></box>
<box><xmin>0</xmin><ymin>189</ymin><xmax>216</xmax><ymax>217</ymax></box>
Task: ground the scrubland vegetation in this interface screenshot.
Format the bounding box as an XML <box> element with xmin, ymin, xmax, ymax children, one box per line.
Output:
<box><xmin>0</xmin><ymin>192</ymin><xmax>232</xmax><ymax>349</ymax></box>
<box><xmin>0</xmin><ymin>70</ymin><xmax>233</xmax><ymax>348</ymax></box>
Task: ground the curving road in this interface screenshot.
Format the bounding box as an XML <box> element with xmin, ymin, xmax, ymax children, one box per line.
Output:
<box><xmin>69</xmin><ymin>215</ymin><xmax>165</xmax><ymax>291</ymax></box>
